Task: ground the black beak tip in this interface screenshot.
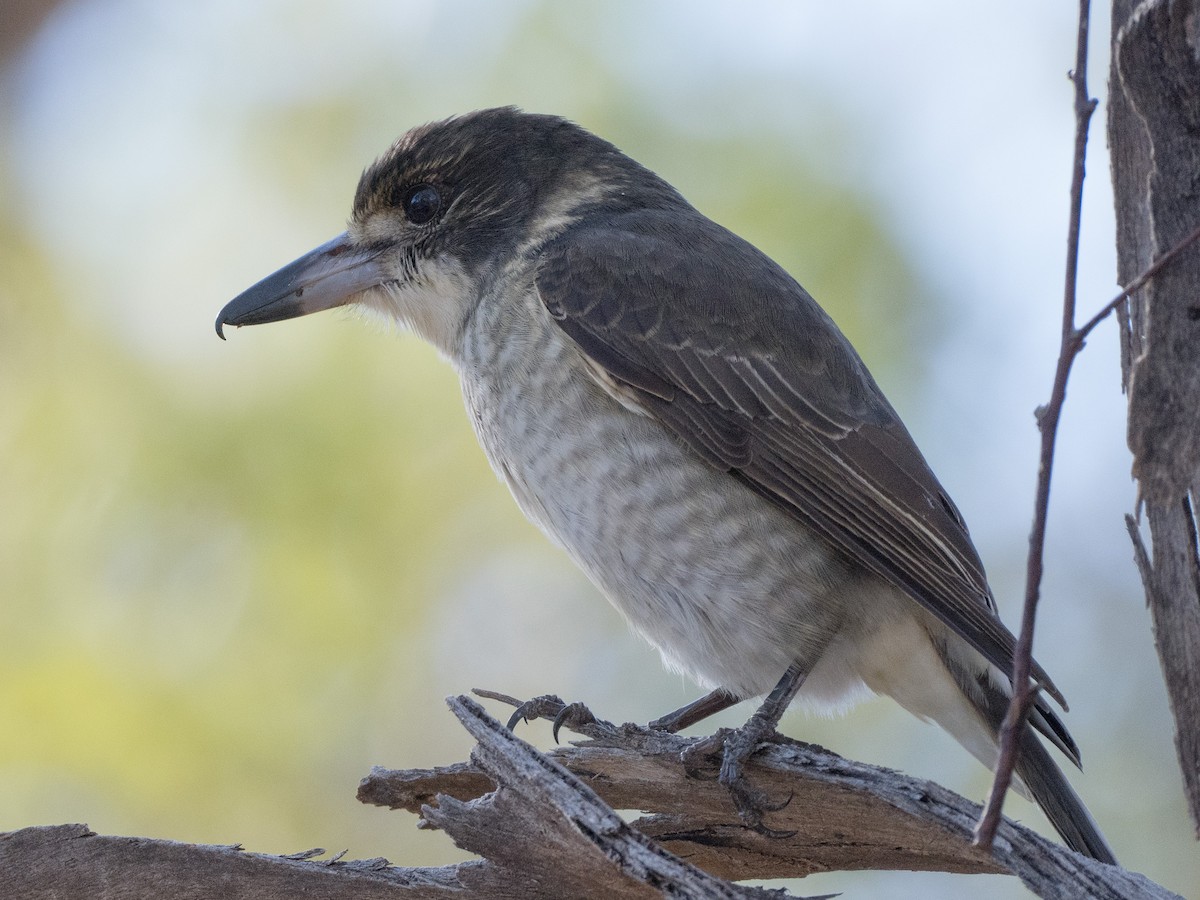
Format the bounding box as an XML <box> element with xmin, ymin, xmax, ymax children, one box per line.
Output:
<box><xmin>215</xmin><ymin>297</ymin><xmax>241</xmax><ymax>341</ymax></box>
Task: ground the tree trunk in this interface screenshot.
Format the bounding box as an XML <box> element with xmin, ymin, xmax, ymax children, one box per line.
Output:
<box><xmin>1108</xmin><ymin>0</ymin><xmax>1200</xmax><ymax>836</ymax></box>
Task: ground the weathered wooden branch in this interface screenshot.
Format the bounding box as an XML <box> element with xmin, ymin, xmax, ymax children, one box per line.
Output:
<box><xmin>1109</xmin><ymin>0</ymin><xmax>1200</xmax><ymax>835</ymax></box>
<box><xmin>3</xmin><ymin>694</ymin><xmax>1181</xmax><ymax>899</ymax></box>
<box><xmin>1</xmin><ymin>823</ymin><xmax>459</xmax><ymax>900</ymax></box>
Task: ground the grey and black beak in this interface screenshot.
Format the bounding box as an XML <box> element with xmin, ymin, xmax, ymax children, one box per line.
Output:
<box><xmin>216</xmin><ymin>233</ymin><xmax>386</xmax><ymax>339</ymax></box>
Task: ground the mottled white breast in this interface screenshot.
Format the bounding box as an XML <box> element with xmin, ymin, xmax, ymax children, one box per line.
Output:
<box><xmin>452</xmin><ymin>281</ymin><xmax>917</xmax><ymax>707</ymax></box>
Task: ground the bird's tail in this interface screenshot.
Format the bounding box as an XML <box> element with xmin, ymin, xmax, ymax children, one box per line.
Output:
<box><xmin>865</xmin><ymin>621</ymin><xmax>1116</xmax><ymax>864</ymax></box>
<box><xmin>971</xmin><ymin>666</ymin><xmax>1118</xmax><ymax>865</ymax></box>
<box><xmin>1009</xmin><ymin>709</ymin><xmax>1117</xmax><ymax>864</ymax></box>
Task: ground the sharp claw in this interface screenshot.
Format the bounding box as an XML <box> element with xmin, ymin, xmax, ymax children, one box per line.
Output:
<box><xmin>501</xmin><ymin>694</ymin><xmax>567</xmax><ymax>731</ymax></box>
<box><xmin>551</xmin><ymin>701</ymin><xmax>596</xmax><ymax>742</ymax></box>
<box><xmin>502</xmin><ymin>695</ymin><xmax>597</xmax><ymax>739</ymax></box>
<box><xmin>725</xmin><ymin>775</ymin><xmax>797</xmax><ymax>837</ymax></box>
<box><xmin>760</xmin><ymin>789</ymin><xmax>795</xmax><ymax>814</ymax></box>
<box><xmin>748</xmin><ymin>818</ymin><xmax>798</xmax><ymax>839</ymax></box>
<box><xmin>505</xmin><ymin>708</ymin><xmax>528</xmax><ymax>731</ymax></box>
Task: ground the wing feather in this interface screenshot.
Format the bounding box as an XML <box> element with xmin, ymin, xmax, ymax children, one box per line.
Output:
<box><xmin>535</xmin><ymin>209</ymin><xmax>1065</xmax><ymax>707</ymax></box>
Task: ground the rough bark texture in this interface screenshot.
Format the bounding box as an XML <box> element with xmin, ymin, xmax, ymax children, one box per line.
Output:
<box><xmin>1</xmin><ymin>823</ymin><xmax>462</xmax><ymax>900</ymax></box>
<box><xmin>1109</xmin><ymin>0</ymin><xmax>1200</xmax><ymax>835</ymax></box>
<box><xmin>4</xmin><ymin>695</ymin><xmax>1180</xmax><ymax>900</ymax></box>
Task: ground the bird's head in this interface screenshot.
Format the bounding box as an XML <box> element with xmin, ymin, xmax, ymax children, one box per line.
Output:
<box><xmin>215</xmin><ymin>107</ymin><xmax>682</xmax><ymax>356</ymax></box>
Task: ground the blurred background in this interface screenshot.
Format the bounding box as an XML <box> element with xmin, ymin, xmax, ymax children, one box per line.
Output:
<box><xmin>1</xmin><ymin>1</ymin><xmax>1194</xmax><ymax>897</ymax></box>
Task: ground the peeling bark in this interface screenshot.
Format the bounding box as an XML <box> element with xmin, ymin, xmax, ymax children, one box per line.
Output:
<box><xmin>1109</xmin><ymin>0</ymin><xmax>1200</xmax><ymax>834</ymax></box>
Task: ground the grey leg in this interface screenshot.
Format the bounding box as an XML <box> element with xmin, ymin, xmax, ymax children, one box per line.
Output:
<box><xmin>650</xmin><ymin>688</ymin><xmax>741</xmax><ymax>733</ymax></box>
<box><xmin>720</xmin><ymin>663</ymin><xmax>807</xmax><ymax>835</ymax></box>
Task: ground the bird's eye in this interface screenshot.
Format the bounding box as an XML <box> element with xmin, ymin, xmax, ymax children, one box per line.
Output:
<box><xmin>403</xmin><ymin>184</ymin><xmax>442</xmax><ymax>225</ymax></box>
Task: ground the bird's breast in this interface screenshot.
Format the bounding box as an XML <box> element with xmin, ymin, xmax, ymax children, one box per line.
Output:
<box><xmin>453</xmin><ymin>285</ymin><xmax>890</xmax><ymax>701</ymax></box>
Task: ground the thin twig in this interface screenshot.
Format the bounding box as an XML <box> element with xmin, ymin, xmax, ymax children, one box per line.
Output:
<box><xmin>1078</xmin><ymin>221</ymin><xmax>1200</xmax><ymax>342</ymax></box>
<box><xmin>975</xmin><ymin>0</ymin><xmax>1096</xmax><ymax>851</ymax></box>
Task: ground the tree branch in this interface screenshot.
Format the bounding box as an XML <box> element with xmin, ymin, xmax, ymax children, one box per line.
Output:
<box><xmin>3</xmin><ymin>695</ymin><xmax>1181</xmax><ymax>899</ymax></box>
<box><xmin>1</xmin><ymin>823</ymin><xmax>460</xmax><ymax>900</ymax></box>
<box><xmin>363</xmin><ymin>694</ymin><xmax>1170</xmax><ymax>899</ymax></box>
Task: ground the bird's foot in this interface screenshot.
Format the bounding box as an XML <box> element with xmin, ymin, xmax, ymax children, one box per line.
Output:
<box><xmin>679</xmin><ymin>727</ymin><xmax>732</xmax><ymax>779</ymax></box>
<box><xmin>681</xmin><ymin>719</ymin><xmax>795</xmax><ymax>837</ymax></box>
<box><xmin>499</xmin><ymin>693</ymin><xmax>596</xmax><ymax>742</ymax></box>
<box><xmin>718</xmin><ymin>716</ymin><xmax>796</xmax><ymax>837</ymax></box>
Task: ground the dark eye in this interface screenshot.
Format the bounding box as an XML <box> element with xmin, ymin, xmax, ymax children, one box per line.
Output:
<box><xmin>403</xmin><ymin>184</ymin><xmax>441</xmax><ymax>225</ymax></box>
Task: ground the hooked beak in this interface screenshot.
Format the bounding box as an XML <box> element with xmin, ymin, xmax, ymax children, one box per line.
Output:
<box><xmin>215</xmin><ymin>233</ymin><xmax>386</xmax><ymax>339</ymax></box>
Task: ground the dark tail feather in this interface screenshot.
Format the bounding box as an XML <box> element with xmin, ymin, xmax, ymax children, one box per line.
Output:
<box><xmin>1014</xmin><ymin>721</ymin><xmax>1118</xmax><ymax>864</ymax></box>
<box><xmin>969</xmin><ymin>673</ymin><xmax>1117</xmax><ymax>864</ymax></box>
<box><xmin>917</xmin><ymin>637</ymin><xmax>1116</xmax><ymax>863</ymax></box>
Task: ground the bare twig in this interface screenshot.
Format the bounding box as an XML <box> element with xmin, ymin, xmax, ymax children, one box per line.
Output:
<box><xmin>975</xmin><ymin>0</ymin><xmax>1097</xmax><ymax>851</ymax></box>
<box><xmin>1077</xmin><ymin>222</ymin><xmax>1200</xmax><ymax>343</ymax></box>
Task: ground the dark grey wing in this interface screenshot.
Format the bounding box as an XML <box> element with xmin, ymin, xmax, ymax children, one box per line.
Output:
<box><xmin>536</xmin><ymin>208</ymin><xmax>1065</xmax><ymax>708</ymax></box>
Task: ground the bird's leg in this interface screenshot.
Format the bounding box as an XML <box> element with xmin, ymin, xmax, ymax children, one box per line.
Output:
<box><xmin>649</xmin><ymin>688</ymin><xmax>741</xmax><ymax>733</ymax></box>
<box><xmin>719</xmin><ymin>663</ymin><xmax>808</xmax><ymax>836</ymax></box>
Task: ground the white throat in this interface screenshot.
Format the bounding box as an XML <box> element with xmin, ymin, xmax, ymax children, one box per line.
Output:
<box><xmin>354</xmin><ymin>255</ymin><xmax>476</xmax><ymax>358</ymax></box>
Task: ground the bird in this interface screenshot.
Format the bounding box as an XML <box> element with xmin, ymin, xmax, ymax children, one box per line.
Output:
<box><xmin>216</xmin><ymin>107</ymin><xmax>1115</xmax><ymax>862</ymax></box>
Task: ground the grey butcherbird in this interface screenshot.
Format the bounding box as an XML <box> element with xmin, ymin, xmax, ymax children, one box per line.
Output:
<box><xmin>217</xmin><ymin>107</ymin><xmax>1115</xmax><ymax>862</ymax></box>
